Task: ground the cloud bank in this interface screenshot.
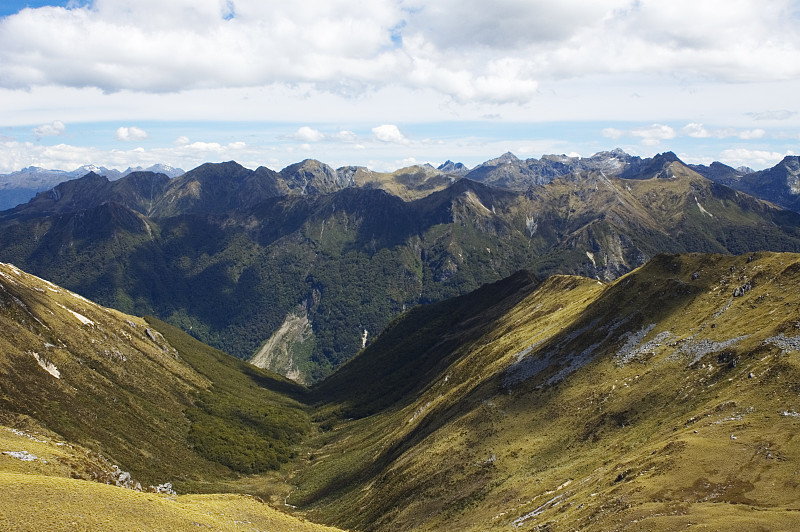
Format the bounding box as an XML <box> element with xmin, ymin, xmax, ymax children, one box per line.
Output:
<box><xmin>1</xmin><ymin>0</ymin><xmax>798</xmax><ymax>104</ymax></box>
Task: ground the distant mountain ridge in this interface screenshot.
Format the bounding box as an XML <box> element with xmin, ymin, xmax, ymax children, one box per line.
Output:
<box><xmin>0</xmin><ymin>163</ymin><xmax>184</xmax><ymax>210</ymax></box>
<box><xmin>4</xmin><ymin>149</ymin><xmax>800</xmax><ymax>213</ymax></box>
<box><xmin>2</xmin><ymin>150</ymin><xmax>800</xmax><ymax>382</ymax></box>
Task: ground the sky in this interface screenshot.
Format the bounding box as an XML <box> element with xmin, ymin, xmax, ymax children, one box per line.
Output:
<box><xmin>1</xmin><ymin>0</ymin><xmax>800</xmax><ymax>174</ymax></box>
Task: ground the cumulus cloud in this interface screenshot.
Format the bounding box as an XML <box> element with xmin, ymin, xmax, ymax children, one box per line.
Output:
<box><xmin>33</xmin><ymin>120</ymin><xmax>65</xmax><ymax>139</ymax></box>
<box><xmin>116</xmin><ymin>126</ymin><xmax>148</xmax><ymax>141</ymax></box>
<box><xmin>291</xmin><ymin>127</ymin><xmax>325</xmax><ymax>143</ymax></box>
<box><xmin>288</xmin><ymin>127</ymin><xmax>360</xmax><ymax>143</ymax></box>
<box><xmin>372</xmin><ymin>124</ymin><xmax>409</xmax><ymax>144</ymax></box>
<box><xmin>683</xmin><ymin>123</ymin><xmax>711</xmax><ymax>138</ymax></box>
<box><xmin>630</xmin><ymin>124</ymin><xmax>676</xmax><ymax>146</ymax></box>
<box><xmin>1</xmin><ymin>0</ymin><xmax>797</xmax><ymax>105</ymax></box>
<box><xmin>719</xmin><ymin>148</ymin><xmax>791</xmax><ymax>168</ymax></box>
<box><xmin>601</xmin><ymin>128</ymin><xmax>625</xmax><ymax>140</ymax></box>
<box><xmin>333</xmin><ymin>130</ymin><xmax>358</xmax><ymax>143</ymax></box>
<box><xmin>682</xmin><ymin>123</ymin><xmax>767</xmax><ymax>140</ymax></box>
<box><xmin>738</xmin><ymin>128</ymin><xmax>766</xmax><ymax>140</ymax></box>
<box><xmin>610</xmin><ymin>122</ymin><xmax>770</xmax><ymax>145</ymax></box>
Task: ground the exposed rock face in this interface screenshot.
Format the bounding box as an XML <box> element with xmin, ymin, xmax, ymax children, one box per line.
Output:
<box><xmin>281</xmin><ymin>159</ymin><xmax>352</xmax><ymax>195</ymax></box>
<box><xmin>249</xmin><ymin>307</ymin><xmax>315</xmax><ymax>384</ymax></box>
<box><xmin>464</xmin><ymin>150</ymin><xmax>682</xmax><ymax>190</ymax></box>
<box><xmin>150</xmin><ymin>161</ymin><xmax>287</xmax><ymax>216</ymax></box>
<box><xmin>437</xmin><ymin>160</ymin><xmax>471</xmax><ymax>176</ymax></box>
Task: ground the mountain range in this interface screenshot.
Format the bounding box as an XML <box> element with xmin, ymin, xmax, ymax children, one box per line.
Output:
<box><xmin>0</xmin><ymin>163</ymin><xmax>184</xmax><ymax>211</ymax></box>
<box><xmin>2</xmin><ymin>251</ymin><xmax>800</xmax><ymax>530</ymax></box>
<box><xmin>2</xmin><ymin>150</ymin><xmax>800</xmax><ymax>383</ymax></box>
<box><xmin>5</xmin><ymin>148</ymin><xmax>800</xmax><ymax>530</ymax></box>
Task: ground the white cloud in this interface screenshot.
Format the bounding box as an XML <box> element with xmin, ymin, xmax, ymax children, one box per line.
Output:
<box><xmin>116</xmin><ymin>126</ymin><xmax>148</xmax><ymax>141</ymax></box>
<box><xmin>719</xmin><ymin>148</ymin><xmax>791</xmax><ymax>168</ymax></box>
<box><xmin>1</xmin><ymin>0</ymin><xmax>797</xmax><ymax>107</ymax></box>
<box><xmin>333</xmin><ymin>130</ymin><xmax>358</xmax><ymax>143</ymax></box>
<box><xmin>683</xmin><ymin>123</ymin><xmax>711</xmax><ymax>138</ymax></box>
<box><xmin>747</xmin><ymin>110</ymin><xmax>797</xmax><ymax>121</ymax></box>
<box><xmin>402</xmin><ymin>0</ymin><xmax>619</xmax><ymax>50</ymax></box>
<box><xmin>738</xmin><ymin>128</ymin><xmax>766</xmax><ymax>140</ymax></box>
<box><xmin>186</xmin><ymin>141</ymin><xmax>223</xmax><ymax>152</ymax></box>
<box><xmin>288</xmin><ymin>127</ymin><xmax>360</xmax><ymax>144</ymax></box>
<box><xmin>630</xmin><ymin>124</ymin><xmax>676</xmax><ymax>146</ymax></box>
<box><xmin>682</xmin><ymin>123</ymin><xmax>767</xmax><ymax>140</ymax></box>
<box><xmin>33</xmin><ymin>120</ymin><xmax>65</xmax><ymax>139</ymax></box>
<box><xmin>601</xmin><ymin>128</ymin><xmax>625</xmax><ymax>140</ymax></box>
<box><xmin>372</xmin><ymin>124</ymin><xmax>409</xmax><ymax>144</ymax></box>
<box><xmin>291</xmin><ymin>127</ymin><xmax>325</xmax><ymax>143</ymax></box>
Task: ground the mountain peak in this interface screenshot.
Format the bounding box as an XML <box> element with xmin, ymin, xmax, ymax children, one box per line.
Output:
<box><xmin>779</xmin><ymin>155</ymin><xmax>800</xmax><ymax>171</ymax></box>
<box><xmin>437</xmin><ymin>160</ymin><xmax>470</xmax><ymax>175</ymax></box>
<box><xmin>280</xmin><ymin>159</ymin><xmax>349</xmax><ymax>195</ymax></box>
<box><xmin>488</xmin><ymin>151</ymin><xmax>520</xmax><ymax>165</ymax></box>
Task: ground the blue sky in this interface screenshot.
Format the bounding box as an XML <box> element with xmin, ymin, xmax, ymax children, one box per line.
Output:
<box><xmin>0</xmin><ymin>1</ymin><xmax>69</xmax><ymax>17</ymax></box>
<box><xmin>1</xmin><ymin>1</ymin><xmax>800</xmax><ymax>173</ymax></box>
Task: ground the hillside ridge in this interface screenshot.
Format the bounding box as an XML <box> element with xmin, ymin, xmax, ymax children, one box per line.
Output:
<box><xmin>2</xmin><ymin>152</ymin><xmax>800</xmax><ymax>383</ymax></box>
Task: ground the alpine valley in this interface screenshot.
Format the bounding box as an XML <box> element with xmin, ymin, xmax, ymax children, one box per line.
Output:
<box><xmin>3</xmin><ymin>250</ymin><xmax>800</xmax><ymax>530</ymax></box>
<box><xmin>1</xmin><ymin>150</ymin><xmax>800</xmax><ymax>384</ymax></box>
<box><xmin>1</xmin><ymin>150</ymin><xmax>800</xmax><ymax>529</ymax></box>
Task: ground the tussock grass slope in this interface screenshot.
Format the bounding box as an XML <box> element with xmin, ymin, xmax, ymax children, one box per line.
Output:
<box><xmin>295</xmin><ymin>252</ymin><xmax>800</xmax><ymax>531</ymax></box>
<box><xmin>0</xmin><ymin>262</ymin><xmax>333</xmax><ymax>529</ymax></box>
<box><xmin>0</xmin><ymin>260</ymin><xmax>310</xmax><ymax>486</ymax></box>
<box><xmin>0</xmin><ymin>470</ymin><xmax>344</xmax><ymax>532</ymax></box>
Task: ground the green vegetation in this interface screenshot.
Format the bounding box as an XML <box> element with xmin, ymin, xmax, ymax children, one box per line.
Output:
<box><xmin>291</xmin><ymin>252</ymin><xmax>800</xmax><ymax>531</ymax></box>
<box><xmin>3</xmin><ymin>161</ymin><xmax>800</xmax><ymax>384</ymax></box>
<box><xmin>4</xmin><ymin>252</ymin><xmax>800</xmax><ymax>530</ymax></box>
<box><xmin>0</xmin><ymin>263</ymin><xmax>311</xmax><ymax>491</ymax></box>
<box><xmin>144</xmin><ymin>317</ymin><xmax>311</xmax><ymax>475</ymax></box>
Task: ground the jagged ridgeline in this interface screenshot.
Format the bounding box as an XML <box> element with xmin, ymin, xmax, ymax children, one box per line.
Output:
<box><xmin>294</xmin><ymin>252</ymin><xmax>800</xmax><ymax>531</ymax></box>
<box><xmin>2</xmin><ymin>152</ymin><xmax>800</xmax><ymax>383</ymax></box>
<box><xmin>0</xmin><ymin>262</ymin><xmax>310</xmax><ymax>488</ymax></box>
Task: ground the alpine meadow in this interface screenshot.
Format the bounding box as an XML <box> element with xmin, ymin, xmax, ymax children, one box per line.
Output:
<box><xmin>4</xmin><ymin>0</ymin><xmax>800</xmax><ymax>530</ymax></box>
<box><xmin>2</xmin><ymin>149</ymin><xmax>800</xmax><ymax>530</ymax></box>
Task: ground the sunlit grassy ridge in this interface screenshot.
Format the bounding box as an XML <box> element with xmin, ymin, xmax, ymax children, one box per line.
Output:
<box><xmin>0</xmin><ymin>471</ymin><xmax>344</xmax><ymax>532</ymax></box>
<box><xmin>0</xmin><ymin>262</ymin><xmax>309</xmax><ymax>486</ymax></box>
<box><xmin>0</xmin><ymin>427</ymin><xmax>339</xmax><ymax>531</ymax></box>
<box><xmin>0</xmin><ymin>264</ymin><xmax>343</xmax><ymax>531</ymax></box>
<box><xmin>3</xmin><ymin>252</ymin><xmax>800</xmax><ymax>530</ymax></box>
<box><xmin>293</xmin><ymin>252</ymin><xmax>800</xmax><ymax>530</ymax></box>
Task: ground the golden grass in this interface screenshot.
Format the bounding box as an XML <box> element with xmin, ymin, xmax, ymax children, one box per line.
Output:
<box><xmin>292</xmin><ymin>252</ymin><xmax>800</xmax><ymax>531</ymax></box>
<box><xmin>0</xmin><ymin>425</ymin><xmax>346</xmax><ymax>531</ymax></box>
<box><xmin>0</xmin><ymin>472</ymin><xmax>345</xmax><ymax>532</ymax></box>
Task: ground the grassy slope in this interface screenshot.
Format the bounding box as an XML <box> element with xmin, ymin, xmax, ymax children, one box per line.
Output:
<box><xmin>0</xmin><ymin>427</ymin><xmax>340</xmax><ymax>531</ymax></box>
<box><xmin>0</xmin><ymin>473</ymin><xmax>342</xmax><ymax>532</ymax></box>
<box><xmin>0</xmin><ymin>264</ymin><xmax>344</xmax><ymax>531</ymax></box>
<box><xmin>0</xmin><ymin>259</ymin><xmax>311</xmax><ymax>486</ymax></box>
<box><xmin>294</xmin><ymin>252</ymin><xmax>800</xmax><ymax>531</ymax></box>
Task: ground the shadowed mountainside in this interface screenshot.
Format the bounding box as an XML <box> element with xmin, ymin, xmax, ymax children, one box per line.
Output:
<box><xmin>2</xmin><ymin>153</ymin><xmax>800</xmax><ymax>384</ymax></box>
<box><xmin>293</xmin><ymin>251</ymin><xmax>800</xmax><ymax>531</ymax></box>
